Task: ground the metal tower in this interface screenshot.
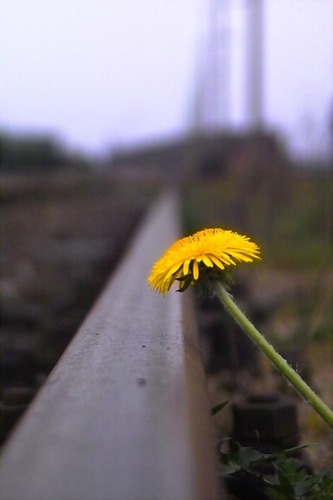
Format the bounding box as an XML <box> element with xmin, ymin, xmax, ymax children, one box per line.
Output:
<box><xmin>204</xmin><ymin>0</ymin><xmax>232</xmax><ymax>129</ymax></box>
<box><xmin>246</xmin><ymin>0</ymin><xmax>263</xmax><ymax>129</ymax></box>
<box><xmin>189</xmin><ymin>0</ymin><xmax>232</xmax><ymax>132</ymax></box>
<box><xmin>190</xmin><ymin>0</ymin><xmax>264</xmax><ymax>133</ymax></box>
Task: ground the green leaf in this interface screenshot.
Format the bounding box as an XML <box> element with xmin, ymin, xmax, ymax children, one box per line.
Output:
<box><xmin>218</xmin><ymin>451</ymin><xmax>242</xmax><ymax>475</ymax></box>
<box><xmin>265</xmin><ymin>456</ymin><xmax>324</xmax><ymax>500</ymax></box>
<box><xmin>217</xmin><ymin>436</ymin><xmax>332</xmax><ymax>499</ymax></box>
<box><xmin>219</xmin><ymin>440</ymin><xmax>270</xmax><ymax>477</ymax></box>
<box><xmin>210</xmin><ymin>400</ymin><xmax>229</xmax><ymax>416</ymax></box>
<box><xmin>294</xmin><ymin>474</ymin><xmax>322</xmax><ymax>498</ymax></box>
<box><xmin>306</xmin><ymin>472</ymin><xmax>333</xmax><ymax>500</ymax></box>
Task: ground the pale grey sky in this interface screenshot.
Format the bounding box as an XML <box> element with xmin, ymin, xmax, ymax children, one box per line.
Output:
<box><xmin>1</xmin><ymin>0</ymin><xmax>332</xmax><ymax>159</ymax></box>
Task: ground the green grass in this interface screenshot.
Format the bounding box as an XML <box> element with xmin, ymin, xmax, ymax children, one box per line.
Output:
<box><xmin>182</xmin><ymin>169</ymin><xmax>332</xmax><ymax>269</ymax></box>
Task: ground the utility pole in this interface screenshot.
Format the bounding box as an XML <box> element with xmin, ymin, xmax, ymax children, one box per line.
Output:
<box><xmin>189</xmin><ymin>0</ymin><xmax>232</xmax><ymax>132</ymax></box>
<box><xmin>246</xmin><ymin>0</ymin><xmax>264</xmax><ymax>129</ymax></box>
<box><xmin>205</xmin><ymin>0</ymin><xmax>232</xmax><ymax>129</ymax></box>
<box><xmin>190</xmin><ymin>0</ymin><xmax>264</xmax><ymax>132</ymax></box>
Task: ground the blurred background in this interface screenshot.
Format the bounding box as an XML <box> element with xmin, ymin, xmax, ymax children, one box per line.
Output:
<box><xmin>1</xmin><ymin>0</ymin><xmax>332</xmax><ymax>159</ymax></box>
<box><xmin>1</xmin><ymin>0</ymin><xmax>332</xmax><ymax>466</ymax></box>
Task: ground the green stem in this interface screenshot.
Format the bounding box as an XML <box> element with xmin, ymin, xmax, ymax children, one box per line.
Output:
<box><xmin>214</xmin><ymin>281</ymin><xmax>333</xmax><ymax>429</ymax></box>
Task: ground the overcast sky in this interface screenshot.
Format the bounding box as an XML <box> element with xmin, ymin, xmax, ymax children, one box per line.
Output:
<box><xmin>1</xmin><ymin>0</ymin><xmax>332</xmax><ymax>159</ymax></box>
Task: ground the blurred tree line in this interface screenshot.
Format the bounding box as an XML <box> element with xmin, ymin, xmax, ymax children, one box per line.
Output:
<box><xmin>0</xmin><ymin>132</ymin><xmax>91</xmax><ymax>173</ymax></box>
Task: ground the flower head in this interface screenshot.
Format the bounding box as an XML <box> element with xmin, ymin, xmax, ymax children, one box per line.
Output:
<box><xmin>148</xmin><ymin>228</ymin><xmax>260</xmax><ymax>295</ymax></box>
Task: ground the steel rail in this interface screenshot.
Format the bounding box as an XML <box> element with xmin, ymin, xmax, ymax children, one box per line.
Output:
<box><xmin>0</xmin><ymin>191</ymin><xmax>220</xmax><ymax>500</ymax></box>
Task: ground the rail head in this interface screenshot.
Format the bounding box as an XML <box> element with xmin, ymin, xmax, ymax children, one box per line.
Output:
<box><xmin>0</xmin><ymin>191</ymin><xmax>220</xmax><ymax>500</ymax></box>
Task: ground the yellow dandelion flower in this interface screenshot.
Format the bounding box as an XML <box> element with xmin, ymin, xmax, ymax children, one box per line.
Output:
<box><xmin>148</xmin><ymin>228</ymin><xmax>261</xmax><ymax>295</ymax></box>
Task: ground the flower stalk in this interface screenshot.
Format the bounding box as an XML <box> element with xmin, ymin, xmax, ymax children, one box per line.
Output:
<box><xmin>214</xmin><ymin>281</ymin><xmax>333</xmax><ymax>429</ymax></box>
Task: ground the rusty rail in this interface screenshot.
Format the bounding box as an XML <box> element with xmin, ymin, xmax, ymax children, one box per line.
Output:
<box><xmin>0</xmin><ymin>191</ymin><xmax>220</xmax><ymax>500</ymax></box>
